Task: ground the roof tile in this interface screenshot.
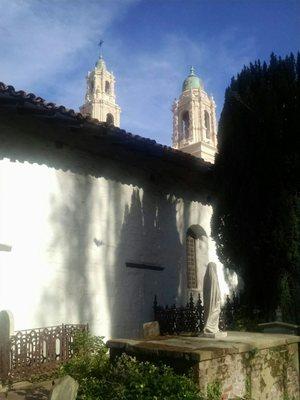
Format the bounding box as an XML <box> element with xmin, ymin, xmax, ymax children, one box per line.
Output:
<box><xmin>0</xmin><ymin>82</ymin><xmax>212</xmax><ymax>170</ymax></box>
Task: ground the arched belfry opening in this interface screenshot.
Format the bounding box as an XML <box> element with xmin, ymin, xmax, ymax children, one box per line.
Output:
<box><xmin>105</xmin><ymin>81</ymin><xmax>111</xmax><ymax>94</ymax></box>
<box><xmin>106</xmin><ymin>113</ymin><xmax>114</xmax><ymax>125</ymax></box>
<box><xmin>204</xmin><ymin>110</ymin><xmax>210</xmax><ymax>139</ymax></box>
<box><xmin>181</xmin><ymin>111</ymin><xmax>190</xmax><ymax>139</ymax></box>
<box><xmin>186</xmin><ymin>225</ymin><xmax>208</xmax><ymax>294</ymax></box>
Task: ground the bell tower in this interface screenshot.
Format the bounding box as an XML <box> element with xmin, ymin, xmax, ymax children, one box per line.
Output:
<box><xmin>80</xmin><ymin>51</ymin><xmax>121</xmax><ymax>127</ymax></box>
<box><xmin>172</xmin><ymin>67</ymin><xmax>217</xmax><ymax>163</ymax></box>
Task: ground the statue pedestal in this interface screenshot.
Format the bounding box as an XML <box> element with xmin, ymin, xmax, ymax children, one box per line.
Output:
<box><xmin>107</xmin><ymin>331</ymin><xmax>300</xmax><ymax>400</ymax></box>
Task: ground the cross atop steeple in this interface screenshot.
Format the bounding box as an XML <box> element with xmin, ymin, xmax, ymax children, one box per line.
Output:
<box><xmin>98</xmin><ymin>40</ymin><xmax>104</xmax><ymax>58</ymax></box>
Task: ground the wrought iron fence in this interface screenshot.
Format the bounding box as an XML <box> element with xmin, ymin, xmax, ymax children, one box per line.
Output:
<box><xmin>154</xmin><ymin>293</ymin><xmax>240</xmax><ymax>335</ymax></box>
<box><xmin>1</xmin><ymin>323</ymin><xmax>88</xmax><ymax>382</ymax></box>
<box><xmin>153</xmin><ymin>294</ymin><xmax>204</xmax><ymax>335</ymax></box>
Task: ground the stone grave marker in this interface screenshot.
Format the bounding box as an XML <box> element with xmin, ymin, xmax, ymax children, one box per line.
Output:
<box><xmin>143</xmin><ymin>321</ymin><xmax>160</xmax><ymax>338</ymax></box>
<box><xmin>49</xmin><ymin>375</ymin><xmax>79</xmax><ymax>400</ymax></box>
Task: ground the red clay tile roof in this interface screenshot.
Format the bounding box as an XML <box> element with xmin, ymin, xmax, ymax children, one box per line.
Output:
<box><xmin>0</xmin><ymin>82</ymin><xmax>215</xmax><ymax>201</ymax></box>
<box><xmin>0</xmin><ymin>82</ymin><xmax>211</xmax><ymax>170</ymax></box>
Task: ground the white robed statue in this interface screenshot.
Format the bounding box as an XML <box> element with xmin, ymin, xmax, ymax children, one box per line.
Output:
<box><xmin>203</xmin><ymin>262</ymin><xmax>227</xmax><ymax>337</ymax></box>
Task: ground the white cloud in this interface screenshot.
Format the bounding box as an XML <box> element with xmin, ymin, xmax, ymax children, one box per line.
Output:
<box><xmin>0</xmin><ymin>0</ymin><xmax>135</xmax><ymax>93</ymax></box>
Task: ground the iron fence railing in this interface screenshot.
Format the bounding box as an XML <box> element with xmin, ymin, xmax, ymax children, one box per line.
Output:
<box><xmin>153</xmin><ymin>294</ymin><xmax>204</xmax><ymax>335</ymax></box>
<box><xmin>1</xmin><ymin>323</ymin><xmax>88</xmax><ymax>382</ymax></box>
<box><xmin>154</xmin><ymin>293</ymin><xmax>240</xmax><ymax>335</ymax></box>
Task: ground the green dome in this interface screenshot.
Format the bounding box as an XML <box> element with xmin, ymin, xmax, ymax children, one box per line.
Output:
<box><xmin>182</xmin><ymin>66</ymin><xmax>202</xmax><ymax>92</ymax></box>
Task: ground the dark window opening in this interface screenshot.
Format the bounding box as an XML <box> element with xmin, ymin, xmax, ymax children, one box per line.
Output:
<box><xmin>181</xmin><ymin>111</ymin><xmax>190</xmax><ymax>139</ymax></box>
<box><xmin>186</xmin><ymin>235</ymin><xmax>197</xmax><ymax>288</ymax></box>
<box><xmin>205</xmin><ymin>110</ymin><xmax>210</xmax><ymax>139</ymax></box>
<box><xmin>106</xmin><ymin>113</ymin><xmax>114</xmax><ymax>125</ymax></box>
<box><xmin>186</xmin><ymin>225</ymin><xmax>208</xmax><ymax>289</ymax></box>
<box><xmin>105</xmin><ymin>81</ymin><xmax>111</xmax><ymax>94</ymax></box>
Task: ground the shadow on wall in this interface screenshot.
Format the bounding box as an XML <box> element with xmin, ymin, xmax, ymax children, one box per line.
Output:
<box><xmin>104</xmin><ymin>187</ymin><xmax>185</xmax><ymax>339</ymax></box>
<box><xmin>0</xmin><ymin>129</ymin><xmax>203</xmax><ymax>337</ymax></box>
<box><xmin>36</xmin><ymin>181</ymin><xmax>185</xmax><ymax>338</ymax></box>
<box><xmin>36</xmin><ymin>174</ymin><xmax>96</xmax><ymax>329</ymax></box>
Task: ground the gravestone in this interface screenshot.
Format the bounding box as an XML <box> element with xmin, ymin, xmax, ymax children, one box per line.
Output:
<box><xmin>143</xmin><ymin>321</ymin><xmax>160</xmax><ymax>338</ymax></box>
<box><xmin>258</xmin><ymin>307</ymin><xmax>300</xmax><ymax>335</ymax></box>
<box><xmin>258</xmin><ymin>321</ymin><xmax>300</xmax><ymax>335</ymax></box>
<box><xmin>0</xmin><ymin>310</ymin><xmax>14</xmax><ymax>380</ymax></box>
<box><xmin>49</xmin><ymin>375</ymin><xmax>79</xmax><ymax>400</ymax></box>
<box><xmin>0</xmin><ymin>310</ymin><xmax>14</xmax><ymax>337</ymax></box>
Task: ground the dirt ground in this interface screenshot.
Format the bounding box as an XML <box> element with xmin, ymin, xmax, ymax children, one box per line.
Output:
<box><xmin>0</xmin><ymin>380</ymin><xmax>55</xmax><ymax>400</ymax></box>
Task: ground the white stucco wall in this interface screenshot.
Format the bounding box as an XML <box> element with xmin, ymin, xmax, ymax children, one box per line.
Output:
<box><xmin>0</xmin><ymin>144</ymin><xmax>228</xmax><ymax>339</ymax></box>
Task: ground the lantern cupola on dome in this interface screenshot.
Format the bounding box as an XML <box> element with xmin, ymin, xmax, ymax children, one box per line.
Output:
<box><xmin>182</xmin><ymin>66</ymin><xmax>202</xmax><ymax>92</ymax></box>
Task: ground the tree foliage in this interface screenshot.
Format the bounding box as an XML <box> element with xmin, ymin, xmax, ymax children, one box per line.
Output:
<box><xmin>212</xmin><ymin>53</ymin><xmax>300</xmax><ymax>322</ymax></box>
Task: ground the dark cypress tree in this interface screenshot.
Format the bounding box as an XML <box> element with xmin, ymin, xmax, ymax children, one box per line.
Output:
<box><xmin>212</xmin><ymin>53</ymin><xmax>300</xmax><ymax>322</ymax></box>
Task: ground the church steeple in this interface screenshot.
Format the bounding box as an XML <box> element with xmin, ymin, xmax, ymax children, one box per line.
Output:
<box><xmin>172</xmin><ymin>67</ymin><xmax>217</xmax><ymax>163</ymax></box>
<box><xmin>80</xmin><ymin>47</ymin><xmax>121</xmax><ymax>127</ymax></box>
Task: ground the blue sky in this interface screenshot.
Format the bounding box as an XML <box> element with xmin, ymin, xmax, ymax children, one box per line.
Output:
<box><xmin>0</xmin><ymin>0</ymin><xmax>299</xmax><ymax>145</ymax></box>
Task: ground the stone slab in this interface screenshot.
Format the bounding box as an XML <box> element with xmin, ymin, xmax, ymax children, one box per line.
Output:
<box><xmin>107</xmin><ymin>331</ymin><xmax>300</xmax><ymax>362</ymax></box>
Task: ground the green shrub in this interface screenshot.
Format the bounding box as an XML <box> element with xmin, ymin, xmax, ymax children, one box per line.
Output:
<box><xmin>206</xmin><ymin>381</ymin><xmax>222</xmax><ymax>400</ymax></box>
<box><xmin>61</xmin><ymin>332</ymin><xmax>222</xmax><ymax>400</ymax></box>
<box><xmin>82</xmin><ymin>354</ymin><xmax>202</xmax><ymax>400</ymax></box>
<box><xmin>61</xmin><ymin>331</ymin><xmax>109</xmax><ymax>382</ymax></box>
